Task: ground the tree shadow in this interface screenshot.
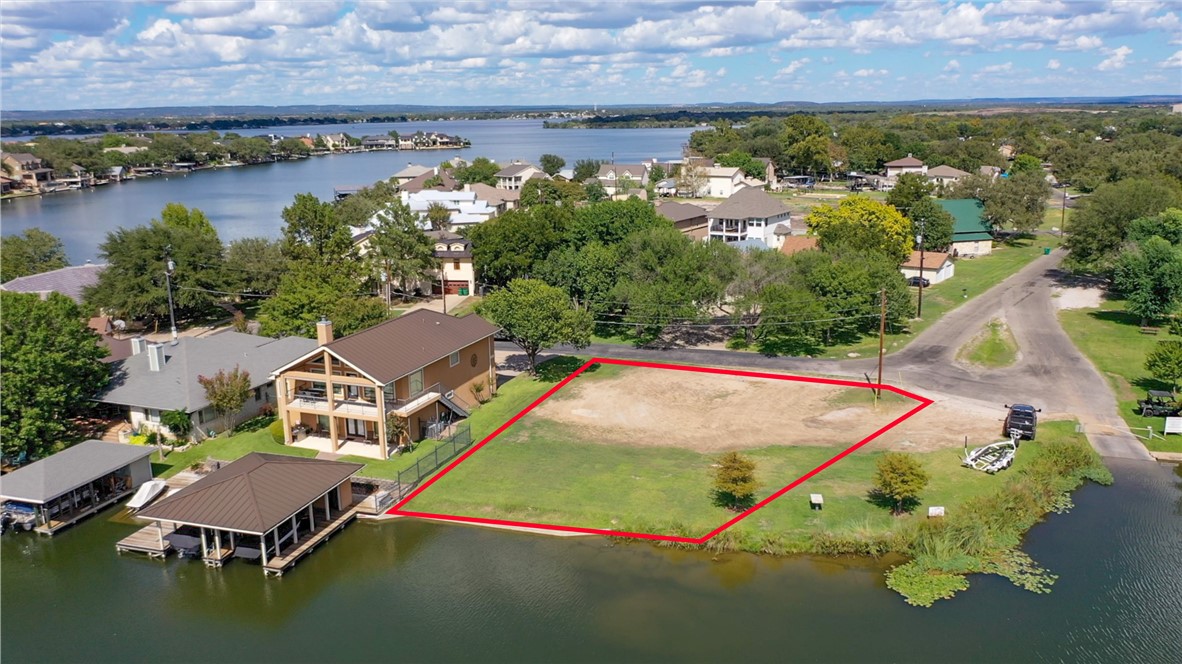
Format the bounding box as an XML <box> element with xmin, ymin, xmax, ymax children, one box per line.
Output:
<box><xmin>712</xmin><ymin>490</ymin><xmax>756</xmax><ymax>511</ymax></box>
<box><xmin>755</xmin><ymin>336</ymin><xmax>824</xmax><ymax>358</ymax></box>
<box><xmin>536</xmin><ymin>356</ymin><xmax>598</xmax><ymax>383</ymax></box>
<box><xmin>866</xmin><ymin>489</ymin><xmax>920</xmax><ymax>515</ymax></box>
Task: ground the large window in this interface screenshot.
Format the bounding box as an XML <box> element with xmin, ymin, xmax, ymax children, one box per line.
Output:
<box><xmin>147</xmin><ymin>408</ymin><xmax>160</xmax><ymax>423</ymax></box>
<box><xmin>449</xmin><ymin>351</ymin><xmax>460</xmax><ymax>367</ymax></box>
<box><xmin>409</xmin><ymin>369</ymin><xmax>424</xmax><ymax>395</ymax></box>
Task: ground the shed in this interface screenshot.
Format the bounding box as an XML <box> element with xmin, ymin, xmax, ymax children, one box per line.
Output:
<box><xmin>900</xmin><ymin>250</ymin><xmax>954</xmax><ymax>284</ymax></box>
<box><xmin>0</xmin><ymin>440</ymin><xmax>155</xmax><ymax>535</ymax></box>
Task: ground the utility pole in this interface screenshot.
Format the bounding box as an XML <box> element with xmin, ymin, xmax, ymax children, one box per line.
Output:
<box><xmin>877</xmin><ymin>288</ymin><xmax>886</xmax><ymax>398</ymax></box>
<box><xmin>440</xmin><ymin>262</ymin><xmax>447</xmax><ymax>315</ymax></box>
<box><xmin>164</xmin><ymin>251</ymin><xmax>178</xmax><ymax>345</ymax></box>
<box><xmin>916</xmin><ymin>220</ymin><xmax>926</xmax><ymax>318</ymax></box>
<box><xmin>1060</xmin><ymin>188</ymin><xmax>1067</xmax><ymax>237</ymax></box>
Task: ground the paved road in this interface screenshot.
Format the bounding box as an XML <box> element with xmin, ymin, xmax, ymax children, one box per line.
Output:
<box><xmin>498</xmin><ymin>248</ymin><xmax>1151</xmax><ymax>460</ymax></box>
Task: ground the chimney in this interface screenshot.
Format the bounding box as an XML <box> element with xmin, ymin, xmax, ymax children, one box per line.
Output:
<box><xmin>147</xmin><ymin>343</ymin><xmax>165</xmax><ymax>372</ymax></box>
<box><xmin>316</xmin><ymin>318</ymin><xmax>334</xmax><ymax>345</ymax></box>
<box><xmin>130</xmin><ymin>337</ymin><xmax>147</xmax><ymax>356</ymax></box>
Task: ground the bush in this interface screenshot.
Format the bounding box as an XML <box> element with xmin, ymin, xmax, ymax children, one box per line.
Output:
<box><xmin>268</xmin><ymin>419</ymin><xmax>285</xmax><ymax>444</ymax></box>
<box><xmin>236</xmin><ymin>413</ymin><xmax>276</xmax><ymax>433</ymax></box>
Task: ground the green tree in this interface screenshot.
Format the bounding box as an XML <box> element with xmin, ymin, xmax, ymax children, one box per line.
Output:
<box><xmin>1</xmin><ymin>228</ymin><xmax>68</xmax><ymax>282</ymax></box>
<box><xmin>0</xmin><ymin>292</ymin><xmax>110</xmax><ymax>460</ymax></box>
<box><xmin>425</xmin><ymin>202</ymin><xmax>452</xmax><ymax>230</ymax></box>
<box><xmin>1127</xmin><ymin>208</ymin><xmax>1182</xmax><ymax>246</ymax></box>
<box><xmin>454</xmin><ymin>156</ymin><xmax>500</xmax><ymax>186</ymax></box>
<box><xmin>1145</xmin><ymin>340</ymin><xmax>1182</xmax><ymax>391</ymax></box>
<box><xmin>197</xmin><ymin>366</ymin><xmax>252</xmax><ymax>433</ymax></box>
<box><xmin>1066</xmin><ymin>178</ymin><xmax>1182</xmax><ymax>269</ymax></box>
<box><xmin>476</xmin><ymin>278</ymin><xmax>592</xmax><ymax>375</ymax></box>
<box><xmin>1112</xmin><ymin>236</ymin><xmax>1182</xmax><ymax>324</ymax></box>
<box><xmin>467</xmin><ymin>206</ymin><xmax>571</xmax><ymax>287</ymax></box>
<box><xmin>258</xmin><ymin>264</ymin><xmax>388</xmax><ymax>338</ymax></box>
<box><xmin>885</xmin><ymin>173</ymin><xmax>934</xmax><ymax>214</ymax></box>
<box><xmin>716</xmin><ymin>151</ymin><xmax>764</xmax><ymax>179</ymax></box>
<box><xmin>334</xmin><ymin>180</ymin><xmax>399</xmax><ymax>228</ymax></box>
<box><xmin>539</xmin><ymin>153</ymin><xmax>565</xmax><ymax>176</ymax></box>
<box><xmin>806</xmin><ymin>196</ymin><xmax>914</xmax><ymax>263</ymax></box>
<box><xmin>785</xmin><ymin>134</ymin><xmax>832</xmax><ymax>177</ymax></box>
<box><xmin>872</xmin><ymin>452</ymin><xmax>929</xmax><ymax>515</ymax></box>
<box><xmin>908</xmin><ymin>198</ymin><xmax>956</xmax><ymax>253</ymax></box>
<box><xmin>585</xmin><ymin>180</ymin><xmax>608</xmax><ymax>202</ymax></box>
<box><xmin>1008</xmin><ymin>154</ymin><xmax>1043</xmax><ymax>175</ymax></box>
<box><xmin>160</xmin><ymin>409</ymin><xmax>193</xmax><ymax>445</ymax></box>
<box><xmin>281</xmin><ymin>193</ymin><xmax>355</xmax><ymax>266</ymax></box>
<box><xmin>755</xmin><ymin>283</ymin><xmax>828</xmax><ymax>353</ymax></box>
<box><xmin>573</xmin><ymin>158</ymin><xmax>603</xmax><ymax>182</ymax></box>
<box><xmin>712</xmin><ymin>451</ymin><xmax>758</xmax><ymax>511</ymax></box>
<box><xmin>535</xmin><ymin>241</ymin><xmax>619</xmax><ymax>316</ymax></box>
<box><xmin>156</xmin><ymin>202</ymin><xmax>217</xmax><ymax>240</ymax></box>
<box><xmin>223</xmin><ymin>237</ymin><xmax>286</xmax><ymax>296</ymax></box>
<box><xmin>87</xmin><ymin>222</ymin><xmax>225</xmax><ymax>323</ymax></box>
<box><xmin>568</xmin><ymin>198</ymin><xmax>668</xmax><ymax>247</ymax></box>
<box><xmin>366</xmin><ymin>200</ymin><xmax>437</xmax><ymax>304</ymax></box>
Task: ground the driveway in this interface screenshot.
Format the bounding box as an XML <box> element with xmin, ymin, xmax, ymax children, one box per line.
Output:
<box><xmin>498</xmin><ymin>248</ymin><xmax>1151</xmax><ymax>460</ymax></box>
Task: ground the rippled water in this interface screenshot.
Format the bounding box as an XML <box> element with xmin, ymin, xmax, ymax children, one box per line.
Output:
<box><xmin>2</xmin><ymin>460</ymin><xmax>1178</xmax><ymax>662</ymax></box>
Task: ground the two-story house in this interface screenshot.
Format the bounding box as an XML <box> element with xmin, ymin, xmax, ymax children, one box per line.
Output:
<box><xmin>1</xmin><ymin>152</ymin><xmax>55</xmax><ymax>192</ymax></box>
<box><xmin>271</xmin><ymin>311</ymin><xmax>499</xmax><ymax>459</ymax></box>
<box><xmin>707</xmin><ymin>188</ymin><xmax>792</xmax><ymax>246</ymax></box>
<box><xmin>428</xmin><ymin>230</ymin><xmax>476</xmax><ymax>295</ymax></box>
<box><xmin>495</xmin><ymin>162</ymin><xmax>546</xmax><ymax>190</ymax></box>
<box><xmin>884</xmin><ymin>155</ymin><xmax>927</xmax><ymax>178</ymax></box>
<box><xmin>596</xmin><ymin>163</ymin><xmax>649</xmax><ymax>196</ymax></box>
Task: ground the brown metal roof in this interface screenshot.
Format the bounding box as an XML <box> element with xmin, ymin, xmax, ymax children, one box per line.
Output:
<box><xmin>137</xmin><ymin>453</ymin><xmax>362</xmax><ymax>534</ymax></box>
<box><xmin>780</xmin><ymin>236</ymin><xmax>819</xmax><ymax>255</ymax></box>
<box><xmin>901</xmin><ymin>250</ymin><xmax>951</xmax><ymax>270</ymax></box>
<box><xmin>326</xmin><ymin>309</ymin><xmax>499</xmax><ymax>384</ymax></box>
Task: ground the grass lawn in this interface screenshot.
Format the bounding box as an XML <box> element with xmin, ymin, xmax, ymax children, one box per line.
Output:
<box><xmin>818</xmin><ymin>236</ymin><xmax>1059</xmax><ymax>360</ymax></box>
<box><xmin>151</xmin><ymin>428</ymin><xmax>317</xmax><ymax>478</ymax></box>
<box><xmin>1058</xmin><ymin>298</ymin><xmax>1182</xmax><ymax>453</ymax></box>
<box><xmin>403</xmin><ymin>381</ymin><xmax>1083</xmax><ymax>544</ymax></box>
<box><xmin>958</xmin><ymin>318</ymin><xmax>1018</xmax><ymax>368</ymax></box>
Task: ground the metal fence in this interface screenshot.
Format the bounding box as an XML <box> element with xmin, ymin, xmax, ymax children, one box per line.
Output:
<box><xmin>394</xmin><ymin>423</ymin><xmax>474</xmax><ymax>499</ymax></box>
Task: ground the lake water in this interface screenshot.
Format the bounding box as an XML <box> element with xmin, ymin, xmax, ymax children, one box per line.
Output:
<box><xmin>2</xmin><ymin>459</ymin><xmax>1179</xmax><ymax>663</ymax></box>
<box><xmin>0</xmin><ymin>119</ymin><xmax>695</xmax><ymax>263</ymax></box>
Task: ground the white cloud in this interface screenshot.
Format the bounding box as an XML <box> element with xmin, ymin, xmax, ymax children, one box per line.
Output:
<box><xmin>853</xmin><ymin>68</ymin><xmax>888</xmax><ymax>77</ymax></box>
<box><xmin>1160</xmin><ymin>50</ymin><xmax>1182</xmax><ymax>68</ymax></box>
<box><xmin>1047</xmin><ymin>58</ymin><xmax>1061</xmax><ymax>70</ymax></box>
<box><xmin>1097</xmin><ymin>45</ymin><xmax>1132</xmax><ymax>71</ymax></box>
<box><xmin>943</xmin><ymin>59</ymin><xmax>960</xmax><ymax>71</ymax></box>
<box><xmin>777</xmin><ymin>57</ymin><xmax>810</xmax><ymax>76</ymax></box>
<box><xmin>978</xmin><ymin>62</ymin><xmax>1014</xmax><ymax>74</ymax></box>
<box><xmin>1057</xmin><ymin>34</ymin><xmax>1103</xmax><ymax>51</ymax></box>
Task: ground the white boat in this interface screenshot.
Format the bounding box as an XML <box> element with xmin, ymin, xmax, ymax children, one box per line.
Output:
<box><xmin>126</xmin><ymin>480</ymin><xmax>168</xmax><ymax>512</ymax></box>
<box><xmin>962</xmin><ymin>438</ymin><xmax>1017</xmax><ymax>474</ymax></box>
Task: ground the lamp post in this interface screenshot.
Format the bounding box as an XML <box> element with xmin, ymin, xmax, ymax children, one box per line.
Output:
<box><xmin>164</xmin><ymin>253</ymin><xmax>178</xmax><ymax>345</ymax></box>
<box><xmin>916</xmin><ymin>222</ymin><xmax>926</xmax><ymax>319</ymax></box>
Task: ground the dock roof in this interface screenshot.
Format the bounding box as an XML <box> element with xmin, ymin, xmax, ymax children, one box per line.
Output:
<box><xmin>0</xmin><ymin>440</ymin><xmax>155</xmax><ymax>505</ymax></box>
<box><xmin>137</xmin><ymin>453</ymin><xmax>362</xmax><ymax>535</ymax></box>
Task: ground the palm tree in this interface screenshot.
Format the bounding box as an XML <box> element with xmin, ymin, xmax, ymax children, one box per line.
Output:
<box><xmin>386</xmin><ymin>412</ymin><xmax>411</xmax><ymax>453</ymax></box>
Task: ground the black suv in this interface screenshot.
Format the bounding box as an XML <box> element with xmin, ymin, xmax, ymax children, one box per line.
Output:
<box><xmin>1004</xmin><ymin>404</ymin><xmax>1039</xmax><ymax>440</ymax></box>
<box><xmin>907</xmin><ymin>276</ymin><xmax>930</xmax><ymax>288</ymax></box>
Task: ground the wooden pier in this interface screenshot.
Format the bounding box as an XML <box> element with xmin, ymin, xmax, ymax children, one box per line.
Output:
<box><xmin>113</xmin><ymin>471</ymin><xmax>201</xmax><ymax>558</ymax></box>
<box><xmin>263</xmin><ymin>503</ymin><xmax>361</xmax><ymax>577</ymax></box>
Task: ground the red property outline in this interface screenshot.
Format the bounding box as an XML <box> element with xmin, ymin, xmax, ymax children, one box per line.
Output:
<box><xmin>391</xmin><ymin>357</ymin><xmax>933</xmax><ymax>543</ymax></box>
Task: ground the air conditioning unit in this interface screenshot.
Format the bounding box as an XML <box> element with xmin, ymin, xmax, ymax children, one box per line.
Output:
<box><xmin>445</xmin><ymin>390</ymin><xmax>456</xmax><ymax>399</ymax></box>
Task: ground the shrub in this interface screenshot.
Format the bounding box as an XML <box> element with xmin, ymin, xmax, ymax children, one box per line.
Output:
<box><xmin>236</xmin><ymin>413</ymin><xmax>276</xmax><ymax>433</ymax></box>
<box><xmin>712</xmin><ymin>451</ymin><xmax>758</xmax><ymax>511</ymax></box>
<box><xmin>268</xmin><ymin>419</ymin><xmax>285</xmax><ymax>444</ymax></box>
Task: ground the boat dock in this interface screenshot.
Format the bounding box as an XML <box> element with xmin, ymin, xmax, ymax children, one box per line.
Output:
<box><xmin>263</xmin><ymin>503</ymin><xmax>361</xmax><ymax>577</ymax></box>
<box><xmin>114</xmin><ymin>471</ymin><xmax>201</xmax><ymax>558</ymax></box>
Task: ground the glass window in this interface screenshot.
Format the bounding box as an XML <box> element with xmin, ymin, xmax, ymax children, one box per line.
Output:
<box><xmin>409</xmin><ymin>369</ymin><xmax>424</xmax><ymax>395</ymax></box>
<box><xmin>147</xmin><ymin>408</ymin><xmax>160</xmax><ymax>423</ymax></box>
<box><xmin>449</xmin><ymin>351</ymin><xmax>460</xmax><ymax>367</ymax></box>
<box><xmin>453</xmin><ymin>259</ymin><xmax>461</xmax><ymax>270</ymax></box>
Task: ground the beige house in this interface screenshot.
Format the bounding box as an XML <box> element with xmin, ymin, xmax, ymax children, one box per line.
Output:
<box><xmin>271</xmin><ymin>311</ymin><xmax>499</xmax><ymax>459</ymax></box>
<box><xmin>655</xmin><ymin>201</ymin><xmax>708</xmax><ymax>240</ymax></box>
<box><xmin>428</xmin><ymin>230</ymin><xmax>476</xmax><ymax>295</ymax></box>
<box><xmin>884</xmin><ymin>155</ymin><xmax>927</xmax><ymax>178</ymax></box>
<box><xmin>900</xmin><ymin>250</ymin><xmax>954</xmax><ymax>285</ymax></box>
<box><xmin>495</xmin><ymin>162</ymin><xmax>546</xmax><ymax>190</ymax></box>
<box><xmin>926</xmin><ymin>164</ymin><xmax>970</xmax><ymax>188</ymax></box>
<box><xmin>1</xmin><ymin>152</ymin><xmax>54</xmax><ymax>192</ymax></box>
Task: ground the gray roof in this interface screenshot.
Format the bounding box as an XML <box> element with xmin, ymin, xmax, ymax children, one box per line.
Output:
<box><xmin>288</xmin><ymin>309</ymin><xmax>498</xmax><ymax>385</ymax></box>
<box><xmin>98</xmin><ymin>332</ymin><xmax>317</xmax><ymax>412</ymax></box>
<box><xmin>392</xmin><ymin>164</ymin><xmax>431</xmax><ymax>179</ymax></box>
<box><xmin>656</xmin><ymin>201</ymin><xmax>707</xmax><ymax>224</ymax></box>
<box><xmin>597</xmin><ymin>164</ymin><xmax>646</xmax><ymax>178</ymax></box>
<box><xmin>0</xmin><ymin>440</ymin><xmax>154</xmax><ymax>504</ymax></box>
<box><xmin>495</xmin><ymin>163</ymin><xmax>538</xmax><ymax>177</ymax></box>
<box><xmin>137</xmin><ymin>453</ymin><xmax>362</xmax><ymax>534</ymax></box>
<box><xmin>709</xmin><ymin>188</ymin><xmax>791</xmax><ymax>221</ymax></box>
<box><xmin>1</xmin><ymin>263</ymin><xmax>107</xmax><ymax>303</ymax></box>
<box><xmin>927</xmin><ymin>164</ymin><xmax>970</xmax><ymax>178</ymax></box>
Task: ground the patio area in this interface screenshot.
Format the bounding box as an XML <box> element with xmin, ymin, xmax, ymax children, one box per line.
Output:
<box><xmin>291</xmin><ymin>435</ymin><xmax>389</xmax><ymax>460</ymax></box>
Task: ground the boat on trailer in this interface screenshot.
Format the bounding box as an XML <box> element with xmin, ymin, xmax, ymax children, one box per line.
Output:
<box><xmin>125</xmin><ymin>480</ymin><xmax>168</xmax><ymax>512</ymax></box>
<box><xmin>962</xmin><ymin>436</ymin><xmax>1018</xmax><ymax>474</ymax></box>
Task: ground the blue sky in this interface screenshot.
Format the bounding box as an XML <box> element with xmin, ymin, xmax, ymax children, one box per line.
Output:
<box><xmin>1</xmin><ymin>1</ymin><xmax>1179</xmax><ymax>110</ymax></box>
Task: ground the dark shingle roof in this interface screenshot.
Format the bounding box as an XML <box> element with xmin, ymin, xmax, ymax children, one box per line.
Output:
<box><xmin>655</xmin><ymin>201</ymin><xmax>707</xmax><ymax>224</ymax></box>
<box><xmin>137</xmin><ymin>453</ymin><xmax>362</xmax><ymax>534</ymax></box>
<box><xmin>1</xmin><ymin>264</ymin><xmax>106</xmax><ymax>303</ymax></box>
<box><xmin>0</xmin><ymin>440</ymin><xmax>154</xmax><ymax>504</ymax></box>
<box><xmin>495</xmin><ymin>163</ymin><xmax>538</xmax><ymax>177</ymax></box>
<box><xmin>324</xmin><ymin>310</ymin><xmax>498</xmax><ymax>384</ymax></box>
<box><xmin>709</xmin><ymin>188</ymin><xmax>791</xmax><ymax>221</ymax></box>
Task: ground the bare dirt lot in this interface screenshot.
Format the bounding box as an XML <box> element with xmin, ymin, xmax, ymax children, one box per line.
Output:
<box><xmin>533</xmin><ymin>366</ymin><xmax>1004</xmax><ymax>453</ymax></box>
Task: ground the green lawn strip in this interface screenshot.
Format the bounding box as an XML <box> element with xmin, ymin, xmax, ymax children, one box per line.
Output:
<box><xmin>958</xmin><ymin>319</ymin><xmax>1019</xmax><ymax>368</ymax></box>
<box><xmin>820</xmin><ymin>237</ymin><xmax>1058</xmax><ymax>360</ymax></box>
<box><xmin>152</xmin><ymin>428</ymin><xmax>316</xmax><ymax>477</ymax></box>
<box><xmin>1058</xmin><ymin>299</ymin><xmax>1182</xmax><ymax>453</ymax></box>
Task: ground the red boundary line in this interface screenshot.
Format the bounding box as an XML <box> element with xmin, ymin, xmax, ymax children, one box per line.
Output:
<box><xmin>391</xmin><ymin>357</ymin><xmax>934</xmax><ymax>544</ymax></box>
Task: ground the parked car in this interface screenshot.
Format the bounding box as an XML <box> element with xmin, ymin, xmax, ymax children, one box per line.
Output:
<box><xmin>907</xmin><ymin>276</ymin><xmax>930</xmax><ymax>288</ymax></box>
<box><xmin>1003</xmin><ymin>404</ymin><xmax>1040</xmax><ymax>440</ymax></box>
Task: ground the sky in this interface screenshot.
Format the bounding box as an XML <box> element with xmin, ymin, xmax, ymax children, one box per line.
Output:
<box><xmin>1</xmin><ymin>1</ymin><xmax>1180</xmax><ymax>111</ymax></box>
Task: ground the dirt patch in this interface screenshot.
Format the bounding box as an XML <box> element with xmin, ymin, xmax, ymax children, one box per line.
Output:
<box><xmin>530</xmin><ymin>366</ymin><xmax>1003</xmax><ymax>453</ymax></box>
<box><xmin>1054</xmin><ymin>286</ymin><xmax>1104</xmax><ymax>310</ymax></box>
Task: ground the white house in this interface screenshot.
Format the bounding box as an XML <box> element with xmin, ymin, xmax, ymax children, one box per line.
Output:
<box><xmin>95</xmin><ymin>333</ymin><xmax>317</xmax><ymax>439</ymax></box>
<box><xmin>426</xmin><ymin>230</ymin><xmax>476</xmax><ymax>296</ymax></box>
<box><xmin>401</xmin><ymin>190</ymin><xmax>496</xmax><ymax>231</ymax></box>
<box><xmin>495</xmin><ymin>162</ymin><xmax>546</xmax><ymax>190</ymax></box>
<box><xmin>707</xmin><ymin>188</ymin><xmax>792</xmax><ymax>246</ymax></box>
<box><xmin>884</xmin><ymin>155</ymin><xmax>927</xmax><ymax>178</ymax></box>
<box><xmin>703</xmin><ymin>166</ymin><xmax>746</xmax><ymax>198</ymax></box>
<box><xmin>596</xmin><ymin>163</ymin><xmax>649</xmax><ymax>195</ymax></box>
<box><xmin>392</xmin><ymin>163</ymin><xmax>433</xmax><ymax>184</ymax></box>
<box><xmin>926</xmin><ymin>164</ymin><xmax>971</xmax><ymax>188</ymax></box>
<box><xmin>900</xmin><ymin>250</ymin><xmax>954</xmax><ymax>285</ymax></box>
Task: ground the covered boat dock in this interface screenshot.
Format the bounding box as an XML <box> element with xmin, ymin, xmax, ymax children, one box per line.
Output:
<box><xmin>134</xmin><ymin>453</ymin><xmax>363</xmax><ymax>576</ymax></box>
<box><xmin>0</xmin><ymin>440</ymin><xmax>155</xmax><ymax>535</ymax></box>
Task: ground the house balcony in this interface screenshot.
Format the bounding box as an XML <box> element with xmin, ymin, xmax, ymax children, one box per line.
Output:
<box><xmin>385</xmin><ymin>383</ymin><xmax>444</xmax><ymax>417</ymax></box>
